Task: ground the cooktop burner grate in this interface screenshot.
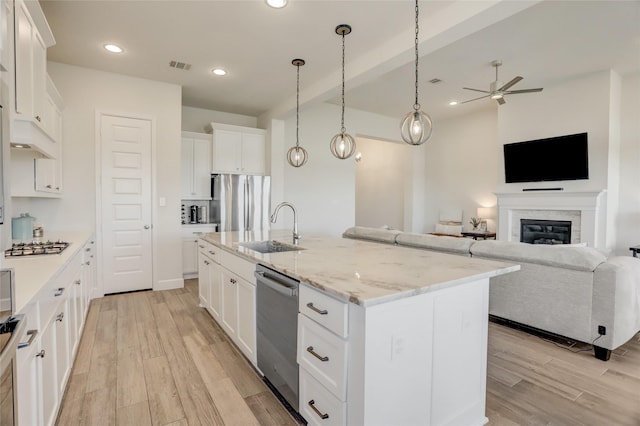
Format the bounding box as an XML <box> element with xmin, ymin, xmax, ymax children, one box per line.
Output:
<box><xmin>4</xmin><ymin>240</ymin><xmax>70</xmax><ymax>257</ymax></box>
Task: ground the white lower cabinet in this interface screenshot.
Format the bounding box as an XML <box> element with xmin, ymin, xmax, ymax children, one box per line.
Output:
<box><xmin>300</xmin><ymin>369</ymin><xmax>347</xmax><ymax>426</ymax></box>
<box><xmin>197</xmin><ymin>238</ymin><xmax>257</xmax><ymax>366</ymax></box>
<box><xmin>16</xmin><ymin>235</ymin><xmax>94</xmax><ymax>426</ymax></box>
<box><xmin>182</xmin><ymin>238</ymin><xmax>198</xmax><ymax>276</ymax></box>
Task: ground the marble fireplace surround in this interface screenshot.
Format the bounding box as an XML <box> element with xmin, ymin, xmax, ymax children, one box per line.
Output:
<box><xmin>496</xmin><ymin>191</ymin><xmax>606</xmax><ymax>249</ymax></box>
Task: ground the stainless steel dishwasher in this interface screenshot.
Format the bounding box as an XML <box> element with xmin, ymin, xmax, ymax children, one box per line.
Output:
<box><xmin>255</xmin><ymin>264</ymin><xmax>300</xmax><ymax>412</ymax></box>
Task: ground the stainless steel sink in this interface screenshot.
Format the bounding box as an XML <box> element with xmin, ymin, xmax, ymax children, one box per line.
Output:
<box><xmin>237</xmin><ymin>240</ymin><xmax>305</xmax><ymax>254</ymax></box>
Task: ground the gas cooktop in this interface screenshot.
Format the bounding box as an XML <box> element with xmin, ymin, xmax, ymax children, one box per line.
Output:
<box><xmin>4</xmin><ymin>240</ymin><xmax>70</xmax><ymax>257</ymax></box>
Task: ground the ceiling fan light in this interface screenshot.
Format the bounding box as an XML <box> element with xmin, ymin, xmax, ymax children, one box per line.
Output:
<box><xmin>265</xmin><ymin>0</ymin><xmax>287</xmax><ymax>8</ymax></box>
<box><xmin>491</xmin><ymin>93</ymin><xmax>503</xmax><ymax>100</ymax></box>
<box><xmin>401</xmin><ymin>109</ymin><xmax>433</xmax><ymax>146</ymax></box>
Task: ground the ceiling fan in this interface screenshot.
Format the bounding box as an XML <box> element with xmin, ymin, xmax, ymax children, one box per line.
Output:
<box><xmin>461</xmin><ymin>60</ymin><xmax>543</xmax><ymax>105</ymax></box>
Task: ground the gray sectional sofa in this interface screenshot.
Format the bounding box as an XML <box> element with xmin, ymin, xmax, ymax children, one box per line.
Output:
<box><xmin>343</xmin><ymin>226</ymin><xmax>640</xmax><ymax>361</ymax></box>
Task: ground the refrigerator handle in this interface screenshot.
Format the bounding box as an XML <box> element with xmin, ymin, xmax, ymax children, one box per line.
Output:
<box><xmin>244</xmin><ymin>177</ymin><xmax>250</xmax><ymax>231</ymax></box>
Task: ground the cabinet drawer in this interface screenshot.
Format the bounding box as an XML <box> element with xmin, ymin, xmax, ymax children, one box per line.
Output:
<box><xmin>299</xmin><ymin>284</ymin><xmax>348</xmax><ymax>338</ymax></box>
<box><xmin>220</xmin><ymin>249</ymin><xmax>255</xmax><ymax>284</ymax></box>
<box><xmin>298</xmin><ymin>314</ymin><xmax>347</xmax><ymax>400</ymax></box>
<box><xmin>300</xmin><ymin>369</ymin><xmax>346</xmax><ymax>426</ymax></box>
<box><xmin>197</xmin><ymin>239</ymin><xmax>220</xmax><ymax>263</ymax></box>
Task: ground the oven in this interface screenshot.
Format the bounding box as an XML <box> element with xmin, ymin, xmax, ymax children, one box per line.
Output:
<box><xmin>0</xmin><ymin>269</ymin><xmax>26</xmax><ymax>426</ymax></box>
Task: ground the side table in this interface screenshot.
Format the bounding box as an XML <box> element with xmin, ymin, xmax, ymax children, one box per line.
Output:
<box><xmin>461</xmin><ymin>231</ymin><xmax>496</xmax><ymax>240</ymax></box>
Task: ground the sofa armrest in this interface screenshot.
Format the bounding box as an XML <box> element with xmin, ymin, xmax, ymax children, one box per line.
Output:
<box><xmin>592</xmin><ymin>256</ymin><xmax>640</xmax><ymax>350</ymax></box>
<box><xmin>342</xmin><ymin>226</ymin><xmax>401</xmax><ymax>244</ymax></box>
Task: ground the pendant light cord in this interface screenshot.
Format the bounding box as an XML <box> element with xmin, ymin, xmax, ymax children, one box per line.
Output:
<box><xmin>341</xmin><ymin>31</ymin><xmax>346</xmax><ymax>133</ymax></box>
<box><xmin>296</xmin><ymin>63</ymin><xmax>300</xmax><ymax>148</ymax></box>
<box><xmin>414</xmin><ymin>0</ymin><xmax>420</xmax><ymax>111</ymax></box>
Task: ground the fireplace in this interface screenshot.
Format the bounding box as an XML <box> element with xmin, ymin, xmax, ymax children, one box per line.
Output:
<box><xmin>520</xmin><ymin>219</ymin><xmax>571</xmax><ymax>245</ymax></box>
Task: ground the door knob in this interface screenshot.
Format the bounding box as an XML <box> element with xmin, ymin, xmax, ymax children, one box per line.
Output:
<box><xmin>144</xmin><ymin>225</ymin><xmax>150</xmax><ymax>229</ymax></box>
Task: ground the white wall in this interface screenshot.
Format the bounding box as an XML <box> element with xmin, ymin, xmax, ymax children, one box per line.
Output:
<box><xmin>17</xmin><ymin>62</ymin><xmax>183</xmax><ymax>293</ymax></box>
<box><xmin>616</xmin><ymin>72</ymin><xmax>640</xmax><ymax>255</ymax></box>
<box><xmin>423</xmin><ymin>106</ymin><xmax>499</xmax><ymax>232</ymax></box>
<box><xmin>273</xmin><ymin>103</ymin><xmax>399</xmax><ymax>237</ymax></box>
<box><xmin>182</xmin><ymin>105</ymin><xmax>257</xmax><ymax>132</ymax></box>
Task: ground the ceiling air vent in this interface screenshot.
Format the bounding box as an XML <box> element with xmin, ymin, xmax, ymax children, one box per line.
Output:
<box><xmin>429</xmin><ymin>78</ymin><xmax>442</xmax><ymax>84</ymax></box>
<box><xmin>169</xmin><ymin>60</ymin><xmax>191</xmax><ymax>71</ymax></box>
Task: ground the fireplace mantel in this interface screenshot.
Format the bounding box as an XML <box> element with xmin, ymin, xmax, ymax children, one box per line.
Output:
<box><xmin>495</xmin><ymin>190</ymin><xmax>606</xmax><ymax>249</ymax></box>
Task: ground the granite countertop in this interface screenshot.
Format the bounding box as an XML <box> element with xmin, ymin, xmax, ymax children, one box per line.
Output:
<box><xmin>3</xmin><ymin>230</ymin><xmax>93</xmax><ymax>313</ymax></box>
<box><xmin>200</xmin><ymin>230</ymin><xmax>520</xmax><ymax>307</ymax></box>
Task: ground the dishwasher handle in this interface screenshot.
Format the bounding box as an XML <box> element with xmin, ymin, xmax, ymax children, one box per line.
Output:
<box><xmin>255</xmin><ymin>271</ymin><xmax>298</xmax><ymax>297</ymax></box>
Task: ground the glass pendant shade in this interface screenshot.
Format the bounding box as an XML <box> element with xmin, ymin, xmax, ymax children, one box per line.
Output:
<box><xmin>401</xmin><ymin>109</ymin><xmax>433</xmax><ymax>145</ymax></box>
<box><xmin>287</xmin><ymin>145</ymin><xmax>308</xmax><ymax>167</ymax></box>
<box><xmin>329</xmin><ymin>132</ymin><xmax>356</xmax><ymax>159</ymax></box>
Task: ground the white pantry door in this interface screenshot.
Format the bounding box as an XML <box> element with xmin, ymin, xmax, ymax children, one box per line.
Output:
<box><xmin>100</xmin><ymin>114</ymin><xmax>153</xmax><ymax>294</ymax></box>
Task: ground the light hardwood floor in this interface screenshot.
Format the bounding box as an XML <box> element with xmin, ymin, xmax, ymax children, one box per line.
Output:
<box><xmin>57</xmin><ymin>279</ymin><xmax>640</xmax><ymax>425</ymax></box>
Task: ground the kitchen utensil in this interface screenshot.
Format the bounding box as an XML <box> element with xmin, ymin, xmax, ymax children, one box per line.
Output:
<box><xmin>198</xmin><ymin>206</ymin><xmax>208</xmax><ymax>223</ymax></box>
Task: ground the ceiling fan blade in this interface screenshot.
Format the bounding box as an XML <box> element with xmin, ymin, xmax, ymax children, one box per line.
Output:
<box><xmin>463</xmin><ymin>87</ymin><xmax>490</xmax><ymax>94</ymax></box>
<box><xmin>460</xmin><ymin>94</ymin><xmax>490</xmax><ymax>104</ymax></box>
<box><xmin>498</xmin><ymin>76</ymin><xmax>523</xmax><ymax>91</ymax></box>
<box><xmin>496</xmin><ymin>97</ymin><xmax>506</xmax><ymax>105</ymax></box>
<box><xmin>505</xmin><ymin>88</ymin><xmax>543</xmax><ymax>94</ymax></box>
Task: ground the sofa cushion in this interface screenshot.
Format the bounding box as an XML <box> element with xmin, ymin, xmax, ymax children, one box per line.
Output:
<box><xmin>396</xmin><ymin>232</ymin><xmax>473</xmax><ymax>255</ymax></box>
<box><xmin>470</xmin><ymin>240</ymin><xmax>606</xmax><ymax>272</ymax></box>
<box><xmin>342</xmin><ymin>226</ymin><xmax>401</xmax><ymax>244</ymax></box>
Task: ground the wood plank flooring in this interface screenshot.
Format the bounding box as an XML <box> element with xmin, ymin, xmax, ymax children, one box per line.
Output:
<box><xmin>57</xmin><ymin>279</ymin><xmax>640</xmax><ymax>425</ymax></box>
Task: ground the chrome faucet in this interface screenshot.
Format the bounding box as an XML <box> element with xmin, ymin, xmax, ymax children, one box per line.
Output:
<box><xmin>270</xmin><ymin>202</ymin><xmax>301</xmax><ymax>245</ymax></box>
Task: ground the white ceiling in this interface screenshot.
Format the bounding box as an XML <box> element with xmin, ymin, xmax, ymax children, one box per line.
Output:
<box><xmin>41</xmin><ymin>0</ymin><xmax>640</xmax><ymax>122</ymax></box>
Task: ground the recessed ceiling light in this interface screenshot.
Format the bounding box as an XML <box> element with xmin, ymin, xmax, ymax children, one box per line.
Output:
<box><xmin>212</xmin><ymin>68</ymin><xmax>227</xmax><ymax>76</ymax></box>
<box><xmin>104</xmin><ymin>44</ymin><xmax>123</xmax><ymax>53</ymax></box>
<box><xmin>265</xmin><ymin>0</ymin><xmax>287</xmax><ymax>8</ymax></box>
<box><xmin>449</xmin><ymin>101</ymin><xmax>459</xmax><ymax>106</ymax></box>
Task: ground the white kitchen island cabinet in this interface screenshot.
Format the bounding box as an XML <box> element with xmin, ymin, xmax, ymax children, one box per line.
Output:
<box><xmin>200</xmin><ymin>230</ymin><xmax>519</xmax><ymax>426</ymax></box>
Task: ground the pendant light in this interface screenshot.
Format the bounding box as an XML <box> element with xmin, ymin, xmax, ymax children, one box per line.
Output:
<box><xmin>400</xmin><ymin>0</ymin><xmax>433</xmax><ymax>145</ymax></box>
<box><xmin>287</xmin><ymin>59</ymin><xmax>309</xmax><ymax>167</ymax></box>
<box><xmin>330</xmin><ymin>24</ymin><xmax>356</xmax><ymax>160</ymax></box>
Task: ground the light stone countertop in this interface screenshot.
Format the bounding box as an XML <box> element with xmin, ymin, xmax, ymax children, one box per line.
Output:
<box><xmin>200</xmin><ymin>230</ymin><xmax>520</xmax><ymax>307</ymax></box>
<box><xmin>3</xmin><ymin>230</ymin><xmax>93</xmax><ymax>313</ymax></box>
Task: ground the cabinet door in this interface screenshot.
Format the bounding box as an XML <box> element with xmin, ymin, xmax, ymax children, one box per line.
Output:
<box><xmin>181</xmin><ymin>138</ymin><xmax>194</xmax><ymax>197</ymax></box>
<box><xmin>32</xmin><ymin>30</ymin><xmax>47</xmax><ymax>127</ymax></box>
<box><xmin>54</xmin><ymin>300</ymin><xmax>70</xmax><ymax>396</ymax></box>
<box><xmin>236</xmin><ymin>278</ymin><xmax>256</xmax><ymax>364</ymax></box>
<box><xmin>193</xmin><ymin>138</ymin><xmax>212</xmax><ymax>197</ymax></box>
<box><xmin>183</xmin><ymin>238</ymin><xmax>198</xmax><ymax>275</ymax></box>
<box><xmin>40</xmin><ymin>318</ymin><xmax>58</xmax><ymax>426</ymax></box>
<box><xmin>241</xmin><ymin>133</ymin><xmax>266</xmax><ymax>175</ymax></box>
<box><xmin>208</xmin><ymin>261</ymin><xmax>222</xmax><ymax>321</ymax></box>
<box><xmin>17</xmin><ymin>338</ymin><xmax>42</xmax><ymax>426</ymax></box>
<box><xmin>221</xmin><ymin>269</ymin><xmax>238</xmax><ymax>337</ymax></box>
<box><xmin>198</xmin><ymin>252</ymin><xmax>211</xmax><ymax>307</ymax></box>
<box><xmin>14</xmin><ymin>0</ymin><xmax>34</xmax><ymax>116</ymax></box>
<box><xmin>213</xmin><ymin>130</ymin><xmax>242</xmax><ymax>173</ymax></box>
<box><xmin>34</xmin><ymin>157</ymin><xmax>56</xmax><ymax>192</ymax></box>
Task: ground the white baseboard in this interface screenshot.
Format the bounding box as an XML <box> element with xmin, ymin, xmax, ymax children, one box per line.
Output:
<box><xmin>154</xmin><ymin>278</ymin><xmax>184</xmax><ymax>291</ymax></box>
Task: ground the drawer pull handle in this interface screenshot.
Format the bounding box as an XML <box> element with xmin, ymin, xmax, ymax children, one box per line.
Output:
<box><xmin>208</xmin><ymin>250</ymin><xmax>216</xmax><ymax>255</ymax></box>
<box><xmin>306</xmin><ymin>302</ymin><xmax>328</xmax><ymax>315</ymax></box>
<box><xmin>198</xmin><ymin>245</ymin><xmax>205</xmax><ymax>248</ymax></box>
<box><xmin>56</xmin><ymin>312</ymin><xmax>64</xmax><ymax>322</ymax></box>
<box><xmin>204</xmin><ymin>260</ymin><xmax>210</xmax><ymax>265</ymax></box>
<box><xmin>54</xmin><ymin>287</ymin><xmax>65</xmax><ymax>297</ymax></box>
<box><xmin>308</xmin><ymin>400</ymin><xmax>329</xmax><ymax>420</ymax></box>
<box><xmin>75</xmin><ymin>279</ymin><xmax>81</xmax><ymax>285</ymax></box>
<box><xmin>230</xmin><ymin>278</ymin><xmax>237</xmax><ymax>284</ymax></box>
<box><xmin>36</xmin><ymin>349</ymin><xmax>46</xmax><ymax>358</ymax></box>
<box><xmin>18</xmin><ymin>329</ymin><xmax>39</xmax><ymax>349</ymax></box>
<box><xmin>307</xmin><ymin>346</ymin><xmax>329</xmax><ymax>362</ymax></box>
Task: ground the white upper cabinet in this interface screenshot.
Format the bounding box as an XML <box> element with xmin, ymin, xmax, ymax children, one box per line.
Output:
<box><xmin>11</xmin><ymin>0</ymin><xmax>62</xmax><ymax>159</ymax></box>
<box><xmin>181</xmin><ymin>131</ymin><xmax>212</xmax><ymax>200</ymax></box>
<box><xmin>206</xmin><ymin>122</ymin><xmax>266</xmax><ymax>175</ymax></box>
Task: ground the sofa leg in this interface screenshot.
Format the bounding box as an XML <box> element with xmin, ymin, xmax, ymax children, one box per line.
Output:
<box><xmin>593</xmin><ymin>346</ymin><xmax>611</xmax><ymax>361</ymax></box>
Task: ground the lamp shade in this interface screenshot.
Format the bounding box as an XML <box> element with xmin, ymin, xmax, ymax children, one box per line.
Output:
<box><xmin>477</xmin><ymin>207</ymin><xmax>495</xmax><ymax>219</ymax></box>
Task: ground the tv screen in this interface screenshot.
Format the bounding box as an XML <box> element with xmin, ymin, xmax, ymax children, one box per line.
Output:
<box><xmin>503</xmin><ymin>132</ymin><xmax>589</xmax><ymax>183</ymax></box>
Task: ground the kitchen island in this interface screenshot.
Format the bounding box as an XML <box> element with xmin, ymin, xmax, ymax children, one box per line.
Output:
<box><xmin>199</xmin><ymin>230</ymin><xmax>519</xmax><ymax>426</ymax></box>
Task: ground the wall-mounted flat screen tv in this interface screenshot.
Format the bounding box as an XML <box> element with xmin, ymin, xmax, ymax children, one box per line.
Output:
<box><xmin>503</xmin><ymin>132</ymin><xmax>589</xmax><ymax>183</ymax></box>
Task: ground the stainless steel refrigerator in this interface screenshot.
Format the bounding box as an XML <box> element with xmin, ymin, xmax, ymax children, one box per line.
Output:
<box><xmin>212</xmin><ymin>174</ymin><xmax>271</xmax><ymax>232</ymax></box>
